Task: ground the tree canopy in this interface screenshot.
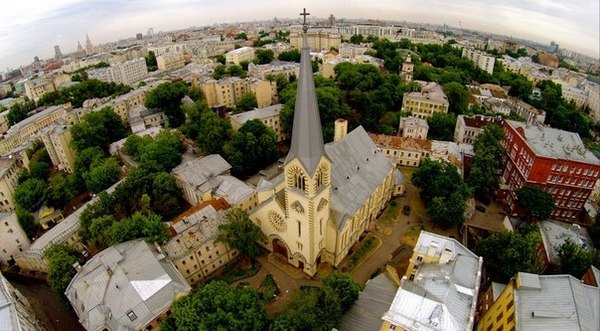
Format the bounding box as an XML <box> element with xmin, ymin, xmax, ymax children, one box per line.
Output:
<box><xmin>45</xmin><ymin>244</ymin><xmax>78</xmax><ymax>305</ymax></box>
<box><xmin>468</xmin><ymin>125</ymin><xmax>505</xmax><ymax>195</ymax></box>
<box><xmin>427</xmin><ymin>112</ymin><xmax>457</xmax><ymax>141</ymax></box>
<box><xmin>224</xmin><ymin>119</ymin><xmax>278</xmax><ymax>177</ymax></box>
<box><xmin>235</xmin><ymin>93</ymin><xmax>258</xmax><ymax>112</ymax></box>
<box><xmin>37</xmin><ymin>79</ymin><xmax>132</xmax><ymax>108</ymax></box>
<box><xmin>476</xmin><ymin>229</ymin><xmax>542</xmax><ymax>283</ymax></box>
<box><xmin>145</xmin><ymin>81</ymin><xmax>189</xmax><ymax>127</ymax></box>
<box><xmin>7</xmin><ymin>99</ymin><xmax>36</xmax><ymax>126</ymax></box>
<box><xmin>217</xmin><ymin>208</ymin><xmax>266</xmax><ymax>260</ymax></box>
<box><xmin>182</xmin><ymin>101</ymin><xmax>232</xmax><ymax>155</ymax></box>
<box><xmin>412</xmin><ymin>159</ymin><xmax>472</xmax><ymax>228</ymax></box>
<box><xmin>163</xmin><ymin>281</ymin><xmax>268</xmax><ymax>331</ymax></box>
<box><xmin>71</xmin><ymin>107</ymin><xmax>128</xmax><ymax>152</ymax></box>
<box><xmin>516</xmin><ymin>186</ymin><xmax>555</xmax><ymax>221</ymax></box>
<box><xmin>556</xmin><ymin>239</ymin><xmax>600</xmax><ymax>278</ymax></box>
<box><xmin>278</xmin><ymin>49</ymin><xmax>301</xmax><ymax>62</ymax></box>
<box><xmin>254</xmin><ymin>49</ymin><xmax>275</xmax><ymax>64</ymax></box>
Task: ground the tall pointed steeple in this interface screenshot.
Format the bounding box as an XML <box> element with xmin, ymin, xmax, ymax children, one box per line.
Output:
<box><xmin>285</xmin><ymin>8</ymin><xmax>325</xmax><ymax>175</ymax></box>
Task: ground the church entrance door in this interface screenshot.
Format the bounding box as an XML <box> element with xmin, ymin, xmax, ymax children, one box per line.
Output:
<box><xmin>272</xmin><ymin>238</ymin><xmax>288</xmax><ymax>259</ymax></box>
<box><xmin>298</xmin><ymin>260</ymin><xmax>304</xmax><ymax>270</ymax></box>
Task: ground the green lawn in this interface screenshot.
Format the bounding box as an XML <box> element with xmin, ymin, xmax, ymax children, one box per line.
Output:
<box><xmin>345</xmin><ymin>233</ymin><xmax>382</xmax><ymax>271</ymax></box>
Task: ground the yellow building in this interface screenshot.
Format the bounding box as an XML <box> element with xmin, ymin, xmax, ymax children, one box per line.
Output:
<box><xmin>230</xmin><ymin>104</ymin><xmax>287</xmax><ymax>142</ymax></box>
<box><xmin>162</xmin><ymin>199</ymin><xmax>239</xmax><ymax>285</ymax></box>
<box><xmin>201</xmin><ymin>77</ymin><xmax>275</xmax><ymax>108</ymax></box>
<box><xmin>248</xmin><ymin>32</ymin><xmax>402</xmax><ymax>276</ymax></box>
<box><xmin>289</xmin><ymin>28</ymin><xmax>341</xmax><ymax>52</ymax></box>
<box><xmin>225</xmin><ymin>47</ymin><xmax>255</xmax><ymax>65</ymax></box>
<box><xmin>24</xmin><ymin>78</ymin><xmax>56</xmax><ymax>102</ymax></box>
<box><xmin>157</xmin><ymin>52</ymin><xmax>185</xmax><ymax>71</ymax></box>
<box><xmin>0</xmin><ymin>103</ymin><xmax>72</xmax><ymax>155</ymax></box>
<box><xmin>401</xmin><ymin>81</ymin><xmax>449</xmax><ymax>119</ymax></box>
<box><xmin>0</xmin><ymin>157</ymin><xmax>25</xmax><ymax>212</ymax></box>
<box><xmin>41</xmin><ymin>124</ymin><xmax>76</xmax><ymax>173</ymax></box>
<box><xmin>381</xmin><ymin>231</ymin><xmax>483</xmax><ymax>330</ymax></box>
<box><xmin>476</xmin><ymin>272</ymin><xmax>599</xmax><ymax>331</ymax></box>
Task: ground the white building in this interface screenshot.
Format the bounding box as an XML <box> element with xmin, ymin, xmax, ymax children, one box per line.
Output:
<box><xmin>248</xmin><ymin>61</ymin><xmax>300</xmax><ymax>80</ymax></box>
<box><xmin>0</xmin><ymin>213</ymin><xmax>31</xmax><ymax>267</ymax></box>
<box><xmin>561</xmin><ymin>85</ymin><xmax>588</xmax><ymax>109</ymax></box>
<box><xmin>338</xmin><ymin>43</ymin><xmax>369</xmax><ymax>58</ymax></box>
<box><xmin>398</xmin><ymin>116</ymin><xmax>428</xmax><ymax>139</ymax></box>
<box><xmin>454</xmin><ymin>114</ymin><xmax>503</xmax><ymax>145</ymax></box>
<box><xmin>583</xmin><ymin>81</ymin><xmax>600</xmax><ymax>120</ymax></box>
<box><xmin>462</xmin><ymin>47</ymin><xmax>496</xmax><ymax>74</ymax></box>
<box><xmin>0</xmin><ymin>272</ymin><xmax>45</xmax><ymax>330</ymax></box>
<box><xmin>110</xmin><ymin>57</ymin><xmax>149</xmax><ymax>86</ymax></box>
<box><xmin>401</xmin><ymin>81</ymin><xmax>449</xmax><ymax>119</ymax></box>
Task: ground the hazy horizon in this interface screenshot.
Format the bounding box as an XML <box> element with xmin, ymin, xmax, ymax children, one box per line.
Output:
<box><xmin>1</xmin><ymin>0</ymin><xmax>599</xmax><ymax>70</ymax></box>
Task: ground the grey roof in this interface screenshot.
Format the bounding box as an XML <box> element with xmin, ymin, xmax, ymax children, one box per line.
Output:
<box><xmin>213</xmin><ymin>175</ymin><xmax>255</xmax><ymax>206</ymax></box>
<box><xmin>285</xmin><ymin>33</ymin><xmax>325</xmax><ymax>174</ymax></box>
<box><xmin>325</xmin><ymin>126</ymin><xmax>395</xmax><ymax>229</ymax></box>
<box><xmin>65</xmin><ymin>239</ymin><xmax>191</xmax><ymax>331</ymax></box>
<box><xmin>382</xmin><ymin>231</ymin><xmax>482</xmax><ymax>331</ymax></box>
<box><xmin>338</xmin><ymin>273</ymin><xmax>398</xmax><ymax>331</ymax></box>
<box><xmin>515</xmin><ymin>272</ymin><xmax>600</xmax><ymax>331</ymax></box>
<box><xmin>230</xmin><ymin>104</ymin><xmax>283</xmax><ymax>125</ymax></box>
<box><xmin>0</xmin><ymin>272</ymin><xmax>33</xmax><ymax>330</ymax></box>
<box><xmin>171</xmin><ymin>154</ymin><xmax>231</xmax><ymax>194</ymax></box>
<box><xmin>539</xmin><ymin>220</ymin><xmax>593</xmax><ymax>263</ymax></box>
<box><xmin>507</xmin><ymin>120</ymin><xmax>599</xmax><ymax>164</ymax></box>
<box><xmin>162</xmin><ymin>205</ymin><xmax>228</xmax><ymax>260</ymax></box>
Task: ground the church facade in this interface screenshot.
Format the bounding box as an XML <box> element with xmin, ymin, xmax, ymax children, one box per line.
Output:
<box><xmin>249</xmin><ymin>22</ymin><xmax>403</xmax><ymax>276</ymax></box>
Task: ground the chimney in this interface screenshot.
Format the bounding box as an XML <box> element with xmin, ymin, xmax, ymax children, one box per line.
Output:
<box><xmin>334</xmin><ymin>118</ymin><xmax>348</xmax><ymax>141</ymax></box>
<box><xmin>73</xmin><ymin>262</ymin><xmax>82</xmax><ymax>273</ymax></box>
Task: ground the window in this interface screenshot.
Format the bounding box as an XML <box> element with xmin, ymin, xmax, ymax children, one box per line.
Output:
<box><xmin>127</xmin><ymin>311</ymin><xmax>137</xmax><ymax>321</ymax></box>
<box><xmin>298</xmin><ymin>220</ymin><xmax>301</xmax><ymax>237</ymax></box>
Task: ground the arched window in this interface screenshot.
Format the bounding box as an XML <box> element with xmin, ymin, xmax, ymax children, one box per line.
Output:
<box><xmin>315</xmin><ymin>163</ymin><xmax>330</xmax><ymax>189</ymax></box>
<box><xmin>287</xmin><ymin>166</ymin><xmax>307</xmax><ymax>192</ymax></box>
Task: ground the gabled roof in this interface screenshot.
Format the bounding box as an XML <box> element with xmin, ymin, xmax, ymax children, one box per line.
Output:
<box><xmin>285</xmin><ymin>33</ymin><xmax>325</xmax><ymax>174</ymax></box>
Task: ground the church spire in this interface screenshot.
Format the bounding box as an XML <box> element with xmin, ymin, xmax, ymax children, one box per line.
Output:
<box><xmin>285</xmin><ymin>8</ymin><xmax>325</xmax><ymax>175</ymax></box>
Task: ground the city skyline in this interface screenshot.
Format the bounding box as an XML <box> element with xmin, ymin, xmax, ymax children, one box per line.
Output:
<box><xmin>1</xmin><ymin>0</ymin><xmax>599</xmax><ymax>70</ymax></box>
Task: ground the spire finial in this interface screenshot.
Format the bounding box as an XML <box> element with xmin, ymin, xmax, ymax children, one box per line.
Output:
<box><xmin>300</xmin><ymin>8</ymin><xmax>310</xmax><ymax>33</ymax></box>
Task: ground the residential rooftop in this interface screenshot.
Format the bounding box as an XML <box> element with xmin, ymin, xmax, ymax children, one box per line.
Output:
<box><xmin>230</xmin><ymin>104</ymin><xmax>283</xmax><ymax>124</ymax></box>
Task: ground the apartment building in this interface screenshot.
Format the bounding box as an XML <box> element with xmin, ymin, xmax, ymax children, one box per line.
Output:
<box><xmin>0</xmin><ymin>272</ymin><xmax>45</xmax><ymax>330</ymax></box>
<box><xmin>230</xmin><ymin>104</ymin><xmax>287</xmax><ymax>142</ymax></box>
<box><xmin>381</xmin><ymin>231</ymin><xmax>482</xmax><ymax>331</ymax></box>
<box><xmin>0</xmin><ymin>103</ymin><xmax>72</xmax><ymax>155</ymax></box>
<box><xmin>147</xmin><ymin>43</ymin><xmax>187</xmax><ymax>57</ymax></box>
<box><xmin>401</xmin><ymin>82</ymin><xmax>449</xmax><ymax>119</ymax></box>
<box><xmin>23</xmin><ymin>78</ymin><xmax>56</xmax><ymax>102</ymax></box>
<box><xmin>0</xmin><ymin>213</ymin><xmax>31</xmax><ymax>267</ymax></box>
<box><xmin>225</xmin><ymin>47</ymin><xmax>255</xmax><ymax>65</ymax></box>
<box><xmin>561</xmin><ymin>85</ymin><xmax>588</xmax><ymax>109</ymax></box>
<box><xmin>248</xmin><ymin>61</ymin><xmax>300</xmax><ymax>80</ymax></box>
<box><xmin>462</xmin><ymin>47</ymin><xmax>496</xmax><ymax>74</ymax></box>
<box><xmin>505</xmin><ymin>97</ymin><xmax>546</xmax><ymax>124</ymax></box>
<box><xmin>454</xmin><ymin>114</ymin><xmax>503</xmax><ymax>145</ymax></box>
<box><xmin>0</xmin><ymin>157</ymin><xmax>25</xmax><ymax>212</ymax></box>
<box><xmin>289</xmin><ymin>28</ymin><xmax>341</xmax><ymax>52</ymax></box>
<box><xmin>201</xmin><ymin>77</ymin><xmax>275</xmax><ymax>108</ymax></box>
<box><xmin>338</xmin><ymin>43</ymin><xmax>369</xmax><ymax>58</ymax></box>
<box><xmin>157</xmin><ymin>52</ymin><xmax>185</xmax><ymax>71</ymax></box>
<box><xmin>499</xmin><ymin>120</ymin><xmax>600</xmax><ymax>222</ymax></box>
<box><xmin>110</xmin><ymin>57</ymin><xmax>149</xmax><ymax>86</ymax></box>
<box><xmin>40</xmin><ymin>124</ymin><xmax>76</xmax><ymax>173</ymax></box>
<box><xmin>162</xmin><ymin>199</ymin><xmax>238</xmax><ymax>285</ymax></box>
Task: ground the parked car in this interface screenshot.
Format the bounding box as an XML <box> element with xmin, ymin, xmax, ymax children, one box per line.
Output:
<box><xmin>476</xmin><ymin>205</ymin><xmax>486</xmax><ymax>213</ymax></box>
<box><xmin>403</xmin><ymin>205</ymin><xmax>411</xmax><ymax>215</ymax></box>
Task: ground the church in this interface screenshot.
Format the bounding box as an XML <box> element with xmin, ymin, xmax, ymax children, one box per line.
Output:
<box><xmin>249</xmin><ymin>12</ymin><xmax>404</xmax><ymax>276</ymax></box>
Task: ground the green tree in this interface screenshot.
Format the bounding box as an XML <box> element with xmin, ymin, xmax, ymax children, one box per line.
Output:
<box><xmin>16</xmin><ymin>206</ymin><xmax>37</xmax><ymax>239</ymax></box>
<box><xmin>28</xmin><ymin>160</ymin><xmax>50</xmax><ymax>180</ymax></box>
<box><xmin>45</xmin><ymin>244</ymin><xmax>78</xmax><ymax>305</ymax></box>
<box><xmin>468</xmin><ymin>125</ymin><xmax>505</xmax><ymax>195</ymax></box>
<box><xmin>443</xmin><ymin>82</ymin><xmax>469</xmax><ymax>114</ymax></box>
<box><xmin>71</xmin><ymin>107</ymin><xmax>128</xmax><ymax>152</ymax></box>
<box><xmin>234</xmin><ymin>32</ymin><xmax>248</xmax><ymax>40</ymax></box>
<box><xmin>84</xmin><ymin>157</ymin><xmax>121</xmax><ymax>193</ymax></box>
<box><xmin>516</xmin><ymin>186</ymin><xmax>554</xmax><ymax>221</ymax></box>
<box><xmin>235</xmin><ymin>93</ymin><xmax>258</xmax><ymax>112</ymax></box>
<box><xmin>14</xmin><ymin>178</ymin><xmax>47</xmax><ymax>212</ymax></box>
<box><xmin>88</xmin><ymin>215</ymin><xmax>116</xmax><ymax>248</ymax></box>
<box><xmin>150</xmin><ymin>172</ymin><xmax>182</xmax><ymax>220</ymax></box>
<box><xmin>165</xmin><ymin>280</ymin><xmax>268</xmax><ymax>331</ymax></box>
<box><xmin>254</xmin><ymin>49</ymin><xmax>274</xmax><ymax>64</ymax></box>
<box><xmin>556</xmin><ymin>239</ymin><xmax>600</xmax><ymax>278</ymax></box>
<box><xmin>349</xmin><ymin>34</ymin><xmax>365</xmax><ymax>44</ymax></box>
<box><xmin>278</xmin><ymin>49</ymin><xmax>301</xmax><ymax>62</ymax></box>
<box><xmin>217</xmin><ymin>208</ymin><xmax>266</xmax><ymax>260</ymax></box>
<box><xmin>215</xmin><ymin>54</ymin><xmax>226</xmax><ymax>64</ymax></box>
<box><xmin>227</xmin><ymin>65</ymin><xmax>246</xmax><ymax>78</ymax></box>
<box><xmin>46</xmin><ymin>174</ymin><xmax>75</xmax><ymax>209</ymax></box>
<box><xmin>123</xmin><ymin>134</ymin><xmax>152</xmax><ymax>158</ymax></box>
<box><xmin>138</xmin><ymin>131</ymin><xmax>183</xmax><ymax>171</ymax></box>
<box><xmin>224</xmin><ymin>120</ymin><xmax>278</xmax><ymax>177</ymax></box>
<box><xmin>145</xmin><ymin>51</ymin><xmax>158</xmax><ymax>71</ymax></box>
<box><xmin>213</xmin><ymin>64</ymin><xmax>227</xmax><ymax>79</ymax></box>
<box><xmin>7</xmin><ymin>99</ymin><xmax>36</xmax><ymax>126</ymax></box>
<box><xmin>182</xmin><ymin>101</ymin><xmax>232</xmax><ymax>155</ymax></box>
<box><xmin>322</xmin><ymin>273</ymin><xmax>360</xmax><ymax>312</ymax></box>
<box><xmin>476</xmin><ymin>230</ymin><xmax>542</xmax><ymax>283</ymax></box>
<box><xmin>427</xmin><ymin>112</ymin><xmax>457</xmax><ymax>141</ymax></box>
<box><xmin>145</xmin><ymin>81</ymin><xmax>189</xmax><ymax>127</ymax></box>
<box><xmin>412</xmin><ymin>159</ymin><xmax>471</xmax><ymax>229</ymax></box>
<box><xmin>272</xmin><ymin>287</ymin><xmax>341</xmax><ymax>331</ymax></box>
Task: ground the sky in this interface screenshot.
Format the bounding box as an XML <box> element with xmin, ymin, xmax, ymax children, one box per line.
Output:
<box><xmin>1</xmin><ymin>0</ymin><xmax>599</xmax><ymax>70</ymax></box>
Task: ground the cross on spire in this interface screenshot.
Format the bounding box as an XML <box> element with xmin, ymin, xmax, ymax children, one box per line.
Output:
<box><xmin>300</xmin><ymin>8</ymin><xmax>310</xmax><ymax>33</ymax></box>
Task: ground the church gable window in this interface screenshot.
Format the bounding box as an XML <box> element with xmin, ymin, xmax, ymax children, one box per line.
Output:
<box><xmin>315</xmin><ymin>163</ymin><xmax>330</xmax><ymax>189</ymax></box>
<box><xmin>268</xmin><ymin>211</ymin><xmax>286</xmax><ymax>232</ymax></box>
<box><xmin>291</xmin><ymin>201</ymin><xmax>305</xmax><ymax>214</ymax></box>
<box><xmin>287</xmin><ymin>166</ymin><xmax>307</xmax><ymax>192</ymax></box>
<box><xmin>317</xmin><ymin>198</ymin><xmax>328</xmax><ymax>212</ymax></box>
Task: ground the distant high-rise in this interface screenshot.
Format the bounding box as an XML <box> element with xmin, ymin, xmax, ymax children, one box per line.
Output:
<box><xmin>85</xmin><ymin>33</ymin><xmax>93</xmax><ymax>55</ymax></box>
<box><xmin>77</xmin><ymin>40</ymin><xmax>83</xmax><ymax>52</ymax></box>
<box><xmin>147</xmin><ymin>28</ymin><xmax>154</xmax><ymax>37</ymax></box>
<box><xmin>33</xmin><ymin>56</ymin><xmax>40</xmax><ymax>63</ymax></box>
<box><xmin>54</xmin><ymin>45</ymin><xmax>63</xmax><ymax>60</ymax></box>
<box><xmin>136</xmin><ymin>33</ymin><xmax>143</xmax><ymax>41</ymax></box>
<box><xmin>328</xmin><ymin>14</ymin><xmax>336</xmax><ymax>26</ymax></box>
